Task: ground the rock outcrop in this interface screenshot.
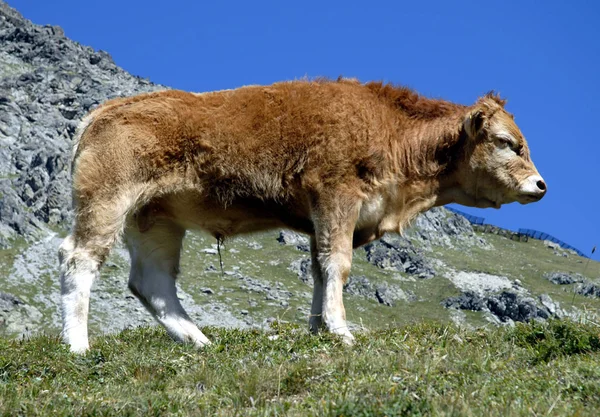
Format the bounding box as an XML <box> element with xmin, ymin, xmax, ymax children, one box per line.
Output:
<box><xmin>276</xmin><ymin>230</ymin><xmax>310</xmax><ymax>252</ymax></box>
<box><xmin>543</xmin><ymin>271</ymin><xmax>600</xmax><ymax>299</ymax></box>
<box><xmin>543</xmin><ymin>271</ymin><xmax>585</xmax><ymax>285</ymax></box>
<box><xmin>0</xmin><ymin>1</ymin><xmax>162</xmax><ymax>246</ymax></box>
<box><xmin>364</xmin><ymin>234</ymin><xmax>435</xmax><ymax>279</ymax></box>
<box><xmin>0</xmin><ymin>291</ymin><xmax>42</xmax><ymax>337</ymax></box>
<box><xmin>406</xmin><ymin>207</ymin><xmax>491</xmax><ymax>250</ymax></box>
<box><xmin>289</xmin><ymin>258</ymin><xmax>415</xmax><ymax>306</ymax></box>
<box><xmin>443</xmin><ymin>290</ymin><xmax>558</xmax><ymax>323</ymax></box>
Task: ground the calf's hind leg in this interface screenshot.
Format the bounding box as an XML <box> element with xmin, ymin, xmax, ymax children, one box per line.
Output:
<box><xmin>309</xmin><ymin>235</ymin><xmax>324</xmax><ymax>333</ymax></box>
<box><xmin>125</xmin><ymin>218</ymin><xmax>210</xmax><ymax>347</ymax></box>
<box><xmin>59</xmin><ymin>233</ymin><xmax>110</xmax><ymax>353</ymax></box>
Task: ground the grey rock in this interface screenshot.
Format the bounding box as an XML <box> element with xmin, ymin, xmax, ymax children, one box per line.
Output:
<box><xmin>277</xmin><ymin>230</ymin><xmax>310</xmax><ymax>252</ymax></box>
<box><xmin>374</xmin><ymin>281</ymin><xmax>415</xmax><ymax>306</ymax></box>
<box><xmin>406</xmin><ymin>207</ymin><xmax>491</xmax><ymax>249</ymax></box>
<box><xmin>442</xmin><ymin>291</ymin><xmax>486</xmax><ymax>311</ymax></box>
<box><xmin>290</xmin><ymin>257</ymin><xmax>312</xmax><ymax>285</ymax></box>
<box><xmin>539</xmin><ymin>294</ymin><xmax>564</xmax><ymax>318</ymax></box>
<box><xmin>0</xmin><ymin>291</ymin><xmax>42</xmax><ymax>338</ymax></box>
<box><xmin>237</xmin><ymin>273</ymin><xmax>294</xmax><ymax>304</ymax></box>
<box><xmin>543</xmin><ymin>240</ymin><xmax>561</xmax><ymax>250</ymax></box>
<box><xmin>446</xmin><ymin>270</ymin><xmax>516</xmax><ymax>296</ymax></box>
<box><xmin>344</xmin><ymin>275</ymin><xmax>375</xmax><ymax>299</ymax></box>
<box><xmin>487</xmin><ymin>292</ymin><xmax>549</xmax><ymax>322</ymax></box>
<box><xmin>575</xmin><ymin>282</ymin><xmax>600</xmax><ymax>298</ymax></box>
<box><xmin>364</xmin><ymin>234</ymin><xmax>435</xmax><ymax>278</ymax></box>
<box><xmin>443</xmin><ymin>290</ymin><xmax>554</xmax><ymax>323</ymax></box>
<box><xmin>0</xmin><ymin>1</ymin><xmax>164</xmax><ymax>240</ymax></box>
<box><xmin>291</xmin><ymin>258</ymin><xmax>414</xmax><ymax>306</ymax></box>
<box><xmin>543</xmin><ymin>272</ymin><xmax>585</xmax><ymax>285</ymax></box>
<box><xmin>246</xmin><ymin>241</ymin><xmax>263</xmax><ymax>250</ymax></box>
<box><xmin>0</xmin><ymin>291</ymin><xmax>23</xmax><ymax>311</ymax></box>
<box><xmin>344</xmin><ymin>275</ymin><xmax>414</xmax><ymax>306</ymax></box>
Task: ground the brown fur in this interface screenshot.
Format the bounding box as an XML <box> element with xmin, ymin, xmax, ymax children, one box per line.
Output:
<box><xmin>62</xmin><ymin>78</ymin><xmax>545</xmax><ymax>347</ymax></box>
<box><xmin>73</xmin><ymin>79</ymin><xmax>542</xmax><ymax>251</ymax></box>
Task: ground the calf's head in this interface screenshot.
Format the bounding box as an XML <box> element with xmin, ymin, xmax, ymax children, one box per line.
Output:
<box><xmin>453</xmin><ymin>94</ymin><xmax>546</xmax><ymax>209</ymax></box>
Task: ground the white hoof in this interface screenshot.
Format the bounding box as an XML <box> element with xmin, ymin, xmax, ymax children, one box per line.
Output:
<box><xmin>179</xmin><ymin>322</ymin><xmax>211</xmax><ymax>348</ymax></box>
<box><xmin>192</xmin><ymin>335</ymin><xmax>211</xmax><ymax>348</ymax></box>
<box><xmin>340</xmin><ymin>332</ymin><xmax>355</xmax><ymax>346</ymax></box>
<box><xmin>326</xmin><ymin>321</ymin><xmax>355</xmax><ymax>345</ymax></box>
<box><xmin>68</xmin><ymin>341</ymin><xmax>89</xmax><ymax>354</ymax></box>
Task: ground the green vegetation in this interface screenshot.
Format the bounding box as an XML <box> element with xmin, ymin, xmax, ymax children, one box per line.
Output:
<box><xmin>1</xmin><ymin>320</ymin><xmax>600</xmax><ymax>416</ymax></box>
<box><xmin>435</xmin><ymin>233</ymin><xmax>600</xmax><ymax>314</ymax></box>
<box><xmin>176</xmin><ymin>231</ymin><xmax>462</xmax><ymax>332</ymax></box>
<box><xmin>2</xmin><ymin>220</ymin><xmax>600</xmax><ymax>416</ymax></box>
<box><xmin>174</xmin><ymin>230</ymin><xmax>600</xmax><ymax>332</ymax></box>
<box><xmin>2</xmin><ymin>227</ymin><xmax>600</xmax><ymax>340</ymax></box>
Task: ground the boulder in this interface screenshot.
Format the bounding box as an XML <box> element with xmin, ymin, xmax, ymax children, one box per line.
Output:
<box><xmin>443</xmin><ymin>290</ymin><xmax>555</xmax><ymax>323</ymax></box>
<box><xmin>0</xmin><ymin>291</ymin><xmax>42</xmax><ymax>338</ymax></box>
<box><xmin>276</xmin><ymin>230</ymin><xmax>310</xmax><ymax>252</ymax></box>
<box><xmin>406</xmin><ymin>207</ymin><xmax>491</xmax><ymax>249</ymax></box>
<box><xmin>543</xmin><ymin>271</ymin><xmax>584</xmax><ymax>285</ymax></box>
<box><xmin>364</xmin><ymin>234</ymin><xmax>435</xmax><ymax>278</ymax></box>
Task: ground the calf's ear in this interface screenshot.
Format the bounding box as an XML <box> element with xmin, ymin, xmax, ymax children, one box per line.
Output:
<box><xmin>463</xmin><ymin>108</ymin><xmax>486</xmax><ymax>139</ymax></box>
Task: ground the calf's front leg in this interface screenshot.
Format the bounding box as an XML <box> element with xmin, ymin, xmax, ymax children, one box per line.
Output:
<box><xmin>319</xmin><ymin>245</ymin><xmax>354</xmax><ymax>344</ymax></box>
<box><xmin>312</xmin><ymin>206</ymin><xmax>357</xmax><ymax>345</ymax></box>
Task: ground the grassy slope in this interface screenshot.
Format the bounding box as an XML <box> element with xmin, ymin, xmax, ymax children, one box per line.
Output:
<box><xmin>174</xmin><ymin>230</ymin><xmax>600</xmax><ymax>332</ymax></box>
<box><xmin>1</xmin><ymin>321</ymin><xmax>600</xmax><ymax>416</ymax></box>
<box><xmin>176</xmin><ymin>231</ymin><xmax>453</xmax><ymax>332</ymax></box>
<box><xmin>1</xmin><ymin>228</ymin><xmax>599</xmax><ymax>339</ymax></box>
<box><xmin>435</xmin><ymin>234</ymin><xmax>600</xmax><ymax>315</ymax></box>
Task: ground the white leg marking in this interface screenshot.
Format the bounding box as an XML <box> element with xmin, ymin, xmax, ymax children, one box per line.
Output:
<box><xmin>126</xmin><ymin>223</ymin><xmax>210</xmax><ymax>348</ymax></box>
<box><xmin>320</xmin><ymin>252</ymin><xmax>355</xmax><ymax>345</ymax></box>
<box><xmin>59</xmin><ymin>234</ymin><xmax>97</xmax><ymax>353</ymax></box>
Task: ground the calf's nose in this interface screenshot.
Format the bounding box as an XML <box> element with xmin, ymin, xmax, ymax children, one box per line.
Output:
<box><xmin>519</xmin><ymin>174</ymin><xmax>547</xmax><ymax>199</ymax></box>
<box><xmin>536</xmin><ymin>179</ymin><xmax>547</xmax><ymax>193</ymax></box>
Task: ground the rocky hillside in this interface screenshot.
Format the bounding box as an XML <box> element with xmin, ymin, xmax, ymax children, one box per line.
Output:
<box><xmin>1</xmin><ymin>1</ymin><xmax>599</xmax><ymax>341</ymax></box>
<box><xmin>0</xmin><ymin>1</ymin><xmax>162</xmax><ymax>246</ymax></box>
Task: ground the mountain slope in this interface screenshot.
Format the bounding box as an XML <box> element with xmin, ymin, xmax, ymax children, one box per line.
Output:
<box><xmin>0</xmin><ymin>0</ymin><xmax>162</xmax><ymax>245</ymax></box>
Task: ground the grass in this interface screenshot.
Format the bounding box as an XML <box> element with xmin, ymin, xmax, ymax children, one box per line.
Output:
<box><xmin>1</xmin><ymin>320</ymin><xmax>600</xmax><ymax>416</ymax></box>
<box><xmin>174</xmin><ymin>230</ymin><xmax>600</xmax><ymax>332</ymax></box>
<box><xmin>435</xmin><ymin>233</ymin><xmax>600</xmax><ymax>316</ymax></box>
<box><xmin>176</xmin><ymin>230</ymin><xmax>490</xmax><ymax>331</ymax></box>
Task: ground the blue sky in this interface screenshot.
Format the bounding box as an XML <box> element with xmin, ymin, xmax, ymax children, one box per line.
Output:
<box><xmin>9</xmin><ymin>0</ymin><xmax>600</xmax><ymax>260</ymax></box>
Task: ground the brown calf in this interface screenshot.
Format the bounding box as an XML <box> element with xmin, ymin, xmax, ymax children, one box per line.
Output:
<box><xmin>58</xmin><ymin>78</ymin><xmax>546</xmax><ymax>352</ymax></box>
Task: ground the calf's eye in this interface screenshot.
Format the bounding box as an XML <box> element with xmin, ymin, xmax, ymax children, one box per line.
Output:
<box><xmin>498</xmin><ymin>137</ymin><xmax>518</xmax><ymax>152</ymax></box>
